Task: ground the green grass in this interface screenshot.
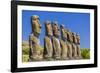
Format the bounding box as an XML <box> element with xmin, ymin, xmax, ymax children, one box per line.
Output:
<box><xmin>22</xmin><ymin>55</ymin><xmax>29</xmax><ymax>62</ymax></box>
<box><xmin>22</xmin><ymin>41</ymin><xmax>29</xmax><ymax>62</ymax></box>
<box><xmin>81</xmin><ymin>48</ymin><xmax>90</xmax><ymax>59</ymax></box>
<box><xmin>22</xmin><ymin>46</ymin><xmax>29</xmax><ymax>55</ymax></box>
<box><xmin>22</xmin><ymin>48</ymin><xmax>90</xmax><ymax>62</ymax></box>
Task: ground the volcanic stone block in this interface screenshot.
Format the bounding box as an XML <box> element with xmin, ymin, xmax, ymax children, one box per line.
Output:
<box><xmin>72</xmin><ymin>32</ymin><xmax>78</xmax><ymax>59</ymax></box>
<box><xmin>52</xmin><ymin>22</ymin><xmax>61</xmax><ymax>60</ymax></box>
<box><xmin>60</xmin><ymin>25</ymin><xmax>68</xmax><ymax>59</ymax></box>
<box><xmin>44</xmin><ymin>21</ymin><xmax>53</xmax><ymax>60</ymax></box>
<box><xmin>76</xmin><ymin>34</ymin><xmax>82</xmax><ymax>59</ymax></box>
<box><xmin>29</xmin><ymin>15</ymin><xmax>43</xmax><ymax>61</ymax></box>
<box><xmin>29</xmin><ymin>33</ymin><xmax>43</xmax><ymax>61</ymax></box>
<box><xmin>60</xmin><ymin>39</ymin><xmax>68</xmax><ymax>60</ymax></box>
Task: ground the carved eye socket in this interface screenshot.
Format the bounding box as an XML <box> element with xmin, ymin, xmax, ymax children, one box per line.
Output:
<box><xmin>38</xmin><ymin>18</ymin><xmax>40</xmax><ymax>20</ymax></box>
<box><xmin>32</xmin><ymin>17</ymin><xmax>39</xmax><ymax>20</ymax></box>
<box><xmin>54</xmin><ymin>24</ymin><xmax>57</xmax><ymax>25</ymax></box>
<box><xmin>40</xmin><ymin>26</ymin><xmax>42</xmax><ymax>28</ymax></box>
<box><xmin>33</xmin><ymin>19</ymin><xmax>36</xmax><ymax>20</ymax></box>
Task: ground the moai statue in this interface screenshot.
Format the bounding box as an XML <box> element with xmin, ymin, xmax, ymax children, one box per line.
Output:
<box><xmin>76</xmin><ymin>34</ymin><xmax>82</xmax><ymax>59</ymax></box>
<box><xmin>66</xmin><ymin>30</ymin><xmax>73</xmax><ymax>59</ymax></box>
<box><xmin>44</xmin><ymin>21</ymin><xmax>53</xmax><ymax>60</ymax></box>
<box><xmin>60</xmin><ymin>25</ymin><xmax>68</xmax><ymax>60</ymax></box>
<box><xmin>72</xmin><ymin>32</ymin><xmax>78</xmax><ymax>59</ymax></box>
<box><xmin>52</xmin><ymin>22</ymin><xmax>61</xmax><ymax>60</ymax></box>
<box><xmin>29</xmin><ymin>15</ymin><xmax>43</xmax><ymax>61</ymax></box>
<box><xmin>31</xmin><ymin>15</ymin><xmax>41</xmax><ymax>37</ymax></box>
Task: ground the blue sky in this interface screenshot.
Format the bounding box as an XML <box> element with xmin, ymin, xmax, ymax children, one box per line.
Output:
<box><xmin>22</xmin><ymin>10</ymin><xmax>90</xmax><ymax>49</ymax></box>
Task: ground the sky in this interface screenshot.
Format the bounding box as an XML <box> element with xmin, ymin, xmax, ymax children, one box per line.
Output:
<box><xmin>22</xmin><ymin>10</ymin><xmax>90</xmax><ymax>49</ymax></box>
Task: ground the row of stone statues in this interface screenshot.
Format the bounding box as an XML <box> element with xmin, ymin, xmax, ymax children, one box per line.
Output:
<box><xmin>29</xmin><ymin>15</ymin><xmax>82</xmax><ymax>61</ymax></box>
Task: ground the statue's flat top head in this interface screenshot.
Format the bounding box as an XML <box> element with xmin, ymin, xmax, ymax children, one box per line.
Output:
<box><xmin>45</xmin><ymin>21</ymin><xmax>53</xmax><ymax>36</ymax></box>
<box><xmin>45</xmin><ymin>21</ymin><xmax>51</xmax><ymax>25</ymax></box>
<box><xmin>72</xmin><ymin>32</ymin><xmax>74</xmax><ymax>35</ymax></box>
<box><xmin>73</xmin><ymin>32</ymin><xmax>76</xmax><ymax>35</ymax></box>
<box><xmin>53</xmin><ymin>21</ymin><xmax>58</xmax><ymax>25</ymax></box>
<box><xmin>76</xmin><ymin>34</ymin><xmax>80</xmax><ymax>40</ymax></box>
<box><xmin>32</xmin><ymin>15</ymin><xmax>39</xmax><ymax>20</ymax></box>
<box><xmin>76</xmin><ymin>33</ymin><xmax>80</xmax><ymax>36</ymax></box>
<box><xmin>60</xmin><ymin>24</ymin><xmax>64</xmax><ymax>28</ymax></box>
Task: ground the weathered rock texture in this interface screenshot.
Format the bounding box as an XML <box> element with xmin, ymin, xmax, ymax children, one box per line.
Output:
<box><xmin>60</xmin><ymin>25</ymin><xmax>68</xmax><ymax>59</ymax></box>
<box><xmin>28</xmin><ymin>15</ymin><xmax>81</xmax><ymax>61</ymax></box>
<box><xmin>44</xmin><ymin>21</ymin><xmax>53</xmax><ymax>60</ymax></box>
<box><xmin>29</xmin><ymin>15</ymin><xmax>43</xmax><ymax>61</ymax></box>
<box><xmin>52</xmin><ymin>22</ymin><xmax>61</xmax><ymax>60</ymax></box>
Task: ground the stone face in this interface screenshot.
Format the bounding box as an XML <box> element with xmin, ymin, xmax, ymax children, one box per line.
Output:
<box><xmin>45</xmin><ymin>21</ymin><xmax>53</xmax><ymax>36</ymax></box>
<box><xmin>69</xmin><ymin>32</ymin><xmax>73</xmax><ymax>43</ymax></box>
<box><xmin>31</xmin><ymin>15</ymin><xmax>42</xmax><ymax>37</ymax></box>
<box><xmin>52</xmin><ymin>22</ymin><xmax>60</xmax><ymax>38</ymax></box>
<box><xmin>72</xmin><ymin>33</ymin><xmax>77</xmax><ymax>44</ymax></box>
<box><xmin>44</xmin><ymin>21</ymin><xmax>53</xmax><ymax>59</ymax></box>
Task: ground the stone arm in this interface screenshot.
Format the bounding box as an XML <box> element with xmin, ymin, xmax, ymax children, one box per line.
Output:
<box><xmin>29</xmin><ymin>34</ymin><xmax>34</xmax><ymax>57</ymax></box>
<box><xmin>52</xmin><ymin>37</ymin><xmax>57</xmax><ymax>55</ymax></box>
<box><xmin>62</xmin><ymin>29</ymin><xmax>67</xmax><ymax>40</ymax></box>
<box><xmin>44</xmin><ymin>37</ymin><xmax>49</xmax><ymax>55</ymax></box>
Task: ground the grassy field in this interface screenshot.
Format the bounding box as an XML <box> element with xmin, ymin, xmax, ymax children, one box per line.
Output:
<box><xmin>81</xmin><ymin>48</ymin><xmax>90</xmax><ymax>59</ymax></box>
<box><xmin>22</xmin><ymin>41</ymin><xmax>29</xmax><ymax>62</ymax></box>
<box><xmin>22</xmin><ymin>41</ymin><xmax>90</xmax><ymax>62</ymax></box>
<box><xmin>22</xmin><ymin>55</ymin><xmax>29</xmax><ymax>62</ymax></box>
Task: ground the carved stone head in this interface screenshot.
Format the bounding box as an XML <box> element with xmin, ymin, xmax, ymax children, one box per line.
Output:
<box><xmin>45</xmin><ymin>21</ymin><xmax>53</xmax><ymax>36</ymax></box>
<box><xmin>72</xmin><ymin>32</ymin><xmax>77</xmax><ymax>44</ymax></box>
<box><xmin>31</xmin><ymin>15</ymin><xmax>42</xmax><ymax>37</ymax></box>
<box><xmin>70</xmin><ymin>32</ymin><xmax>73</xmax><ymax>43</ymax></box>
<box><xmin>66</xmin><ymin>30</ymin><xmax>73</xmax><ymax>42</ymax></box>
<box><xmin>76</xmin><ymin>34</ymin><xmax>80</xmax><ymax>44</ymax></box>
<box><xmin>52</xmin><ymin>21</ymin><xmax>60</xmax><ymax>37</ymax></box>
<box><xmin>60</xmin><ymin>24</ymin><xmax>64</xmax><ymax>29</ymax></box>
<box><xmin>60</xmin><ymin>25</ymin><xmax>67</xmax><ymax>40</ymax></box>
<box><xmin>72</xmin><ymin>32</ymin><xmax>74</xmax><ymax>42</ymax></box>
